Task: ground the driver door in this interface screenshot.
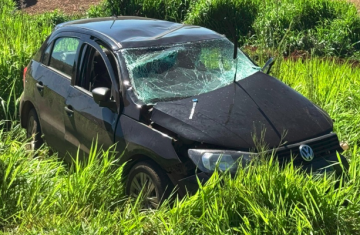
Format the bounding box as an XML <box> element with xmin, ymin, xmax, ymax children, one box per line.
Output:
<box><xmin>63</xmin><ymin>40</ymin><xmax>119</xmax><ymax>160</ymax></box>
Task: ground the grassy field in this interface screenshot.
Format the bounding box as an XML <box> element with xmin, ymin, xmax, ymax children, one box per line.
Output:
<box><xmin>2</xmin><ymin>0</ymin><xmax>360</xmax><ymax>120</ymax></box>
<box><xmin>1</xmin><ymin>0</ymin><xmax>360</xmax><ymax>233</ymax></box>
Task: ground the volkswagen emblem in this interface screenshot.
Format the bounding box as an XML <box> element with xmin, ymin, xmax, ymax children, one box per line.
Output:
<box><xmin>299</xmin><ymin>145</ymin><xmax>314</xmax><ymax>161</ymax></box>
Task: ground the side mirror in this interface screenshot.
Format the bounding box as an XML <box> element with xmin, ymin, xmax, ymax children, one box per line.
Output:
<box><xmin>261</xmin><ymin>57</ymin><xmax>275</xmax><ymax>74</ymax></box>
<box><xmin>92</xmin><ymin>87</ymin><xmax>117</xmax><ymax>112</ymax></box>
<box><xmin>92</xmin><ymin>87</ymin><xmax>111</xmax><ymax>104</ymax></box>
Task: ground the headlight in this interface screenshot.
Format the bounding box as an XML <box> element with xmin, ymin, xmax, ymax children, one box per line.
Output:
<box><xmin>188</xmin><ymin>149</ymin><xmax>256</xmax><ymax>173</ymax></box>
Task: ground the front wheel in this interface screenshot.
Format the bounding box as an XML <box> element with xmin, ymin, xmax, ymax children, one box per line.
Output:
<box><xmin>126</xmin><ymin>161</ymin><xmax>172</xmax><ymax>209</ymax></box>
<box><xmin>26</xmin><ymin>109</ymin><xmax>43</xmax><ymax>150</ymax></box>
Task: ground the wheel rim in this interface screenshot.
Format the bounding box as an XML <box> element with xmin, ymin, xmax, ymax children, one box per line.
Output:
<box><xmin>27</xmin><ymin>116</ymin><xmax>36</xmax><ymax>150</ymax></box>
<box><xmin>129</xmin><ymin>172</ymin><xmax>159</xmax><ymax>208</ymax></box>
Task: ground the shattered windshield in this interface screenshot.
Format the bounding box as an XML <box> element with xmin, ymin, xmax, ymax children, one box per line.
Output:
<box><xmin>121</xmin><ymin>38</ymin><xmax>260</xmax><ymax>104</ymax></box>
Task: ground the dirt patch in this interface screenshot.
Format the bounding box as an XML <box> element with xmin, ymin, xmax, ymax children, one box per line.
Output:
<box><xmin>18</xmin><ymin>0</ymin><xmax>102</xmax><ymax>15</ymax></box>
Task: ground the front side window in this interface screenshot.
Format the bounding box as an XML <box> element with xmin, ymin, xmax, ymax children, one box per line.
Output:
<box><xmin>121</xmin><ymin>38</ymin><xmax>260</xmax><ymax>104</ymax></box>
<box><xmin>49</xmin><ymin>37</ymin><xmax>80</xmax><ymax>77</ymax></box>
<box><xmin>76</xmin><ymin>44</ymin><xmax>112</xmax><ymax>92</ymax></box>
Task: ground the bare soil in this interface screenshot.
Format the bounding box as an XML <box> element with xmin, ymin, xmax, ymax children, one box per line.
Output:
<box><xmin>18</xmin><ymin>0</ymin><xmax>102</xmax><ymax>15</ymax></box>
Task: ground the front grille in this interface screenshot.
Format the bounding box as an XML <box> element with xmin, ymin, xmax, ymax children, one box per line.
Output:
<box><xmin>275</xmin><ymin>133</ymin><xmax>342</xmax><ymax>164</ymax></box>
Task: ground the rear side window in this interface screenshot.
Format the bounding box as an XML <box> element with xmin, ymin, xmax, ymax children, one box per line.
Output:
<box><xmin>49</xmin><ymin>37</ymin><xmax>80</xmax><ymax>77</ymax></box>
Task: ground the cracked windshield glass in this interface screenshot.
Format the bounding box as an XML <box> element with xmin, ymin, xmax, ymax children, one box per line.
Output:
<box><xmin>122</xmin><ymin>38</ymin><xmax>260</xmax><ymax>104</ymax></box>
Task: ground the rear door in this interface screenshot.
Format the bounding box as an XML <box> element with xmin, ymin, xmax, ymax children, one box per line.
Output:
<box><xmin>63</xmin><ymin>37</ymin><xmax>122</xmax><ymax>159</ymax></box>
<box><xmin>32</xmin><ymin>34</ymin><xmax>82</xmax><ymax>155</ymax></box>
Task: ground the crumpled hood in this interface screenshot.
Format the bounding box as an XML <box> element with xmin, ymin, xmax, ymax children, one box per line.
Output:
<box><xmin>150</xmin><ymin>72</ymin><xmax>333</xmax><ymax>149</ymax></box>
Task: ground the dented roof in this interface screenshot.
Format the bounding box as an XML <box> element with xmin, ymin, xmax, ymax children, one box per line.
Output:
<box><xmin>55</xmin><ymin>16</ymin><xmax>224</xmax><ymax>49</ymax></box>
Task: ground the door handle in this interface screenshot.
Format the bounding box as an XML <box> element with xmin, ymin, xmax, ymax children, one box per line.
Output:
<box><xmin>36</xmin><ymin>82</ymin><xmax>44</xmax><ymax>92</ymax></box>
<box><xmin>64</xmin><ymin>105</ymin><xmax>74</xmax><ymax>117</ymax></box>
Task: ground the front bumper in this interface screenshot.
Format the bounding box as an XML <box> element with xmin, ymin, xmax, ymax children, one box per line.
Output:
<box><xmin>178</xmin><ymin>133</ymin><xmax>347</xmax><ymax>195</ymax></box>
<box><xmin>178</xmin><ymin>172</ymin><xmax>211</xmax><ymax>195</ymax></box>
<box><xmin>300</xmin><ymin>153</ymin><xmax>349</xmax><ymax>175</ymax></box>
<box><xmin>178</xmin><ymin>152</ymin><xmax>349</xmax><ymax>195</ymax></box>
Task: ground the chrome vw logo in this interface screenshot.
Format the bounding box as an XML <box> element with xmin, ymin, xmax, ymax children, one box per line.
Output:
<box><xmin>299</xmin><ymin>145</ymin><xmax>314</xmax><ymax>161</ymax></box>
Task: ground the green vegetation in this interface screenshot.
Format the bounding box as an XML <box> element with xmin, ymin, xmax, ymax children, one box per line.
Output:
<box><xmin>88</xmin><ymin>0</ymin><xmax>190</xmax><ymax>22</ymax></box>
<box><xmin>0</xmin><ymin>0</ymin><xmax>71</xmax><ymax>120</ymax></box>
<box><xmin>0</xmin><ymin>122</ymin><xmax>359</xmax><ymax>234</ymax></box>
<box><xmin>90</xmin><ymin>0</ymin><xmax>360</xmax><ymax>57</ymax></box>
<box><xmin>187</xmin><ymin>0</ymin><xmax>360</xmax><ymax>57</ymax></box>
<box><xmin>0</xmin><ymin>0</ymin><xmax>360</xmax><ymax>233</ymax></box>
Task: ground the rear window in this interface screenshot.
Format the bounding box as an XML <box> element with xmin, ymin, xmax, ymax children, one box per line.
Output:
<box><xmin>49</xmin><ymin>37</ymin><xmax>80</xmax><ymax>77</ymax></box>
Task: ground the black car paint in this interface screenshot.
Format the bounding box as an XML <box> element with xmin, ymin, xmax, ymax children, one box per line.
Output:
<box><xmin>55</xmin><ymin>17</ymin><xmax>223</xmax><ymax>49</ymax></box>
<box><xmin>26</xmin><ymin>55</ymin><xmax>70</xmax><ymax>155</ymax></box>
<box><xmin>63</xmin><ymin>34</ymin><xmax>120</xmax><ymax>158</ymax></box>
<box><xmin>20</xmin><ymin>17</ymin><xmax>345</xmax><ymax>196</ymax></box>
<box><xmin>151</xmin><ymin>71</ymin><xmax>333</xmax><ymax>150</ymax></box>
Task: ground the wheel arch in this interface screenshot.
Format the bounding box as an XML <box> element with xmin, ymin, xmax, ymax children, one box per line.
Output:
<box><xmin>122</xmin><ymin>154</ymin><xmax>164</xmax><ymax>179</ymax></box>
<box><xmin>20</xmin><ymin>101</ymin><xmax>40</xmax><ymax>131</ymax></box>
<box><xmin>121</xmin><ymin>153</ymin><xmax>183</xmax><ymax>190</ymax></box>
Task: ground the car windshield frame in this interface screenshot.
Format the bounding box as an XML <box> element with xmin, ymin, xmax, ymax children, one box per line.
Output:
<box><xmin>121</xmin><ymin>38</ymin><xmax>260</xmax><ymax>105</ymax></box>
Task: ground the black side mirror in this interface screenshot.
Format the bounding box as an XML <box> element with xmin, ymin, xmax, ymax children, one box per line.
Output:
<box><xmin>92</xmin><ymin>87</ymin><xmax>111</xmax><ymax>104</ymax></box>
<box><xmin>261</xmin><ymin>57</ymin><xmax>275</xmax><ymax>74</ymax></box>
<box><xmin>92</xmin><ymin>87</ymin><xmax>117</xmax><ymax>112</ymax></box>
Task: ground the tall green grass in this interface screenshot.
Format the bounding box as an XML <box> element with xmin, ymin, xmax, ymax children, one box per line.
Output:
<box><xmin>0</xmin><ymin>122</ymin><xmax>359</xmax><ymax>234</ymax></box>
<box><xmin>0</xmin><ymin>0</ymin><xmax>70</xmax><ymax>120</ymax></box>
<box><xmin>0</xmin><ymin>123</ymin><xmax>127</xmax><ymax>231</ymax></box>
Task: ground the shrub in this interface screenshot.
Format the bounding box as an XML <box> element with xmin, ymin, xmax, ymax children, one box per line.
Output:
<box><xmin>185</xmin><ymin>0</ymin><xmax>258</xmax><ymax>43</ymax></box>
<box><xmin>184</xmin><ymin>0</ymin><xmax>360</xmax><ymax>57</ymax></box>
<box><xmin>141</xmin><ymin>0</ymin><xmax>190</xmax><ymax>22</ymax></box>
<box><xmin>251</xmin><ymin>0</ymin><xmax>360</xmax><ymax>56</ymax></box>
<box><xmin>88</xmin><ymin>0</ymin><xmax>190</xmax><ymax>22</ymax></box>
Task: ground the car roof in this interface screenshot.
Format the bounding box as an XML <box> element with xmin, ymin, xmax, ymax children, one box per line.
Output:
<box><xmin>55</xmin><ymin>16</ymin><xmax>225</xmax><ymax>50</ymax></box>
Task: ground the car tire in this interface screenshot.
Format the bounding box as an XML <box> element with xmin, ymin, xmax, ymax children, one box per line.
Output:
<box><xmin>26</xmin><ymin>109</ymin><xmax>43</xmax><ymax>150</ymax></box>
<box><xmin>126</xmin><ymin>161</ymin><xmax>173</xmax><ymax>209</ymax></box>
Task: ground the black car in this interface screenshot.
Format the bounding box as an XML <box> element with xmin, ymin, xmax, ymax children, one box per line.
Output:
<box><xmin>20</xmin><ymin>17</ymin><xmax>348</xmax><ymax>207</ymax></box>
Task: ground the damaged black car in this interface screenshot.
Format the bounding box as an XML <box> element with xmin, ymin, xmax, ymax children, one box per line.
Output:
<box><xmin>20</xmin><ymin>17</ymin><xmax>349</xmax><ymax>207</ymax></box>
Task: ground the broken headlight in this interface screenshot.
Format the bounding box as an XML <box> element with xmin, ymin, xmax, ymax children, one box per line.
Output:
<box><xmin>188</xmin><ymin>149</ymin><xmax>256</xmax><ymax>173</ymax></box>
